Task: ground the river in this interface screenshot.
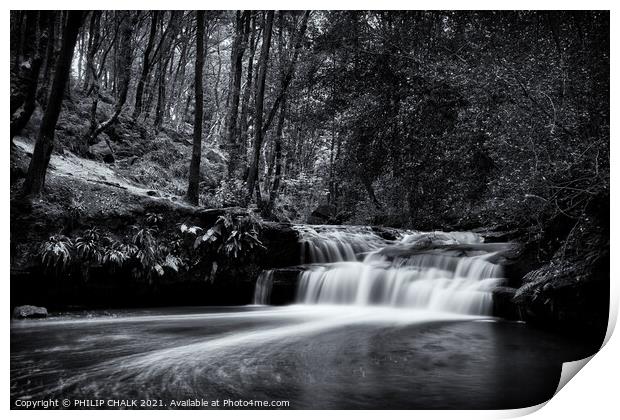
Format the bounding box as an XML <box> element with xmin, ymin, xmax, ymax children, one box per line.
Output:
<box><xmin>10</xmin><ymin>227</ymin><xmax>594</xmax><ymax>409</ymax></box>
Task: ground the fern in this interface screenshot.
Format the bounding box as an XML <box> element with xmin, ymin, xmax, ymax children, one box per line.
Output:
<box><xmin>74</xmin><ymin>237</ymin><xmax>101</xmax><ymax>263</ymax></box>
<box><xmin>74</xmin><ymin>227</ymin><xmax>107</xmax><ymax>264</ymax></box>
<box><xmin>162</xmin><ymin>254</ymin><xmax>183</xmax><ymax>272</ymax></box>
<box><xmin>187</xmin><ymin>212</ymin><xmax>265</xmax><ymax>261</ymax></box>
<box><xmin>102</xmin><ymin>241</ymin><xmax>130</xmax><ymax>272</ymax></box>
<box><xmin>180</xmin><ymin>223</ymin><xmax>203</xmax><ymax>235</ymax></box>
<box><xmin>132</xmin><ymin>227</ymin><xmax>156</xmax><ymax>249</ymax></box>
<box><xmin>39</xmin><ymin>235</ymin><xmax>73</xmax><ymax>272</ymax></box>
<box><xmin>145</xmin><ymin>212</ymin><xmax>163</xmax><ymax>227</ymax></box>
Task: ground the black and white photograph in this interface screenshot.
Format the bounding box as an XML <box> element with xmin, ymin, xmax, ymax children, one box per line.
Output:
<box><xmin>8</xmin><ymin>3</ymin><xmax>612</xmax><ymax>412</ymax></box>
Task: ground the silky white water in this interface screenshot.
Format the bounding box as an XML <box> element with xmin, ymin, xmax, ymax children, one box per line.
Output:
<box><xmin>12</xmin><ymin>304</ymin><xmax>587</xmax><ymax>409</ymax></box>
<box><xmin>256</xmin><ymin>226</ymin><xmax>508</xmax><ymax>315</ymax></box>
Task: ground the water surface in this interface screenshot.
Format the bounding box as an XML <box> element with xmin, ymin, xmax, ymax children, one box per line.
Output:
<box><xmin>11</xmin><ymin>305</ymin><xmax>592</xmax><ymax>409</ymax></box>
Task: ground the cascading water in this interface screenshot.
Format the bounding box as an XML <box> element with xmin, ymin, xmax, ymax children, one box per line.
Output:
<box><xmin>297</xmin><ymin>225</ymin><xmax>389</xmax><ymax>263</ymax></box>
<box><xmin>255</xmin><ymin>226</ymin><xmax>510</xmax><ymax>316</ymax></box>
<box><xmin>254</xmin><ymin>270</ymin><xmax>274</xmax><ymax>305</ymax></box>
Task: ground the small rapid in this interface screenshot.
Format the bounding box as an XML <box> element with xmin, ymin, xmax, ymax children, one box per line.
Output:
<box><xmin>255</xmin><ymin>226</ymin><xmax>510</xmax><ymax>316</ymax></box>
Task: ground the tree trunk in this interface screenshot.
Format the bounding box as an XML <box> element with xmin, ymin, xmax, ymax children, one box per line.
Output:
<box><xmin>132</xmin><ymin>11</ymin><xmax>160</xmax><ymax>120</ymax></box>
<box><xmin>164</xmin><ymin>49</ymin><xmax>175</xmax><ymax>123</ymax></box>
<box><xmin>154</xmin><ymin>11</ymin><xmax>181</xmax><ymax>130</ymax></box>
<box><xmin>186</xmin><ymin>11</ymin><xmax>205</xmax><ymax>206</ymax></box>
<box><xmin>269</xmin><ymin>93</ymin><xmax>286</xmax><ymax>205</ymax></box>
<box><xmin>238</xmin><ymin>14</ymin><xmax>260</xmax><ymax>173</ymax></box>
<box><xmin>171</xmin><ymin>27</ymin><xmax>189</xmax><ymax>130</ymax></box>
<box><xmin>154</xmin><ymin>58</ymin><xmax>167</xmax><ymax>130</ymax></box>
<box><xmin>246</xmin><ymin>11</ymin><xmax>274</xmax><ymax>201</ymax></box>
<box><xmin>362</xmin><ymin>177</ymin><xmax>383</xmax><ymax>210</ymax></box>
<box><xmin>11</xmin><ymin>12</ymin><xmax>52</xmax><ymax>141</ymax></box>
<box><xmin>96</xmin><ymin>13</ymin><xmax>120</xmax><ymax>82</ymax></box>
<box><xmin>37</xmin><ymin>12</ymin><xmax>57</xmax><ymax>108</ymax></box>
<box><xmin>77</xmin><ymin>23</ymin><xmax>84</xmax><ymax>86</ymax></box>
<box><xmin>82</xmin><ymin>11</ymin><xmax>101</xmax><ymax>92</ymax></box>
<box><xmin>11</xmin><ymin>12</ymin><xmax>37</xmax><ymax>117</ymax></box>
<box><xmin>267</xmin><ymin>13</ymin><xmax>288</xmax><ymax>208</ymax></box>
<box><xmin>261</xmin><ymin>11</ymin><xmax>310</xmax><ymax>135</ymax></box>
<box><xmin>225</xmin><ymin>11</ymin><xmax>250</xmax><ymax>177</ymax></box>
<box><xmin>89</xmin><ymin>12</ymin><xmax>136</xmax><ymax>148</ymax></box>
<box><xmin>22</xmin><ymin>11</ymin><xmax>84</xmax><ymax>196</ymax></box>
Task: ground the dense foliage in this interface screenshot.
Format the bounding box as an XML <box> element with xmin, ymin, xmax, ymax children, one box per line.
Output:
<box><xmin>36</xmin><ymin>211</ymin><xmax>265</xmax><ymax>286</ymax></box>
<box><xmin>11</xmin><ymin>11</ymin><xmax>608</xmax><ymax>226</ymax></box>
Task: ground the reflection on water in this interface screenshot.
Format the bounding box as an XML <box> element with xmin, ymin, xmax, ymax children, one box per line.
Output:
<box><xmin>11</xmin><ymin>306</ymin><xmax>593</xmax><ymax>409</ymax></box>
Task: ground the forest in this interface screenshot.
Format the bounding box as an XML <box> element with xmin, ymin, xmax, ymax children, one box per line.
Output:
<box><xmin>10</xmin><ymin>11</ymin><xmax>609</xmax><ymax>340</ymax></box>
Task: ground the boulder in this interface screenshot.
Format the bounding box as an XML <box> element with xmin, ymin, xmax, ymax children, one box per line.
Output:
<box><xmin>13</xmin><ymin>305</ymin><xmax>48</xmax><ymax>319</ymax></box>
<box><xmin>307</xmin><ymin>204</ymin><xmax>337</xmax><ymax>224</ymax></box>
<box><xmin>371</xmin><ymin>226</ymin><xmax>402</xmax><ymax>241</ymax></box>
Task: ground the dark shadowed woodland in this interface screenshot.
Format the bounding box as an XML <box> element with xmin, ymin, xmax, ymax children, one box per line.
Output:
<box><xmin>10</xmin><ymin>11</ymin><xmax>609</xmax><ymax>344</ymax></box>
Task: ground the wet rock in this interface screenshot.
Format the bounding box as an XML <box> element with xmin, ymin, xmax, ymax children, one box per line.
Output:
<box><xmin>379</xmin><ymin>242</ymin><xmax>516</xmax><ymax>260</ymax></box>
<box><xmin>13</xmin><ymin>305</ymin><xmax>48</xmax><ymax>319</ymax></box>
<box><xmin>266</xmin><ymin>267</ymin><xmax>304</xmax><ymax>305</ymax></box>
<box><xmin>261</xmin><ymin>222</ymin><xmax>301</xmax><ymax>268</ymax></box>
<box><xmin>492</xmin><ymin>287</ymin><xmax>521</xmax><ymax>320</ymax></box>
<box><xmin>371</xmin><ymin>226</ymin><xmax>402</xmax><ymax>241</ymax></box>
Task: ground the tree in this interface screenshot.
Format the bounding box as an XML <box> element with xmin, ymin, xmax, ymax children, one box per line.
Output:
<box><xmin>225</xmin><ymin>11</ymin><xmax>250</xmax><ymax>177</ymax></box>
<box><xmin>22</xmin><ymin>11</ymin><xmax>85</xmax><ymax>196</ymax></box>
<box><xmin>261</xmin><ymin>11</ymin><xmax>310</xmax><ymax>137</ymax></box>
<box><xmin>88</xmin><ymin>12</ymin><xmax>137</xmax><ymax>152</ymax></box>
<box><xmin>267</xmin><ymin>11</ymin><xmax>311</xmax><ymax>208</ymax></box>
<box><xmin>186</xmin><ymin>11</ymin><xmax>205</xmax><ymax>205</ymax></box>
<box><xmin>246</xmin><ymin>10</ymin><xmax>274</xmax><ymax>201</ymax></box>
<box><xmin>10</xmin><ymin>11</ymin><xmax>53</xmax><ymax>141</ymax></box>
<box><xmin>237</xmin><ymin>13</ymin><xmax>260</xmax><ymax>171</ymax></box>
<box><xmin>154</xmin><ymin>11</ymin><xmax>182</xmax><ymax>130</ymax></box>
<box><xmin>82</xmin><ymin>11</ymin><xmax>102</xmax><ymax>92</ymax></box>
<box><xmin>36</xmin><ymin>11</ymin><xmax>58</xmax><ymax>107</ymax></box>
<box><xmin>132</xmin><ymin>11</ymin><xmax>160</xmax><ymax>120</ymax></box>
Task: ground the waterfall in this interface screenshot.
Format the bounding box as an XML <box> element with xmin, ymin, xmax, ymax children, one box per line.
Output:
<box><xmin>255</xmin><ymin>226</ymin><xmax>509</xmax><ymax>316</ymax></box>
<box><xmin>254</xmin><ymin>270</ymin><xmax>274</xmax><ymax>305</ymax></box>
<box><xmin>296</xmin><ymin>225</ymin><xmax>389</xmax><ymax>263</ymax></box>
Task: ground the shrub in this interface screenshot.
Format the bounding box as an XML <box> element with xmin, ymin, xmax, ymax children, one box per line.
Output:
<box><xmin>180</xmin><ymin>212</ymin><xmax>265</xmax><ymax>282</ymax></box>
<box><xmin>212</xmin><ymin>178</ymin><xmax>247</xmax><ymax>207</ymax></box>
<box><xmin>145</xmin><ymin>212</ymin><xmax>164</xmax><ymax>227</ymax></box>
<box><xmin>74</xmin><ymin>227</ymin><xmax>104</xmax><ymax>264</ymax></box>
<box><xmin>102</xmin><ymin>240</ymin><xmax>131</xmax><ymax>273</ymax></box>
<box><xmin>39</xmin><ymin>235</ymin><xmax>73</xmax><ymax>272</ymax></box>
<box><xmin>130</xmin><ymin>227</ymin><xmax>166</xmax><ymax>281</ymax></box>
<box><xmin>37</xmin><ymin>225</ymin><xmax>180</xmax><ymax>283</ymax></box>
